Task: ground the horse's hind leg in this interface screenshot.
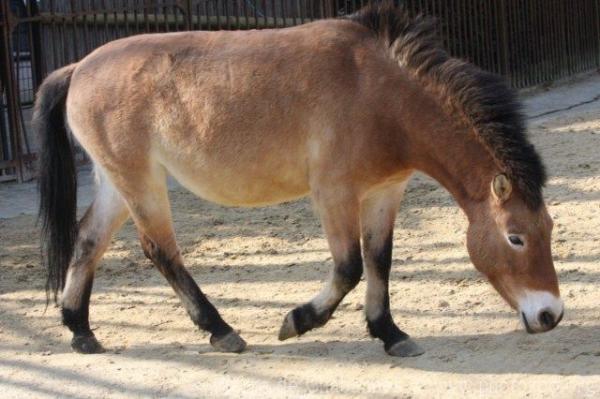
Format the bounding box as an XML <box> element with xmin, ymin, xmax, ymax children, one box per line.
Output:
<box><xmin>119</xmin><ymin>166</ymin><xmax>246</xmax><ymax>353</ymax></box>
<box><xmin>360</xmin><ymin>181</ymin><xmax>424</xmax><ymax>357</ymax></box>
<box><xmin>62</xmin><ymin>171</ymin><xmax>129</xmax><ymax>353</ymax></box>
<box><xmin>279</xmin><ymin>190</ymin><xmax>363</xmax><ymax>340</ymax></box>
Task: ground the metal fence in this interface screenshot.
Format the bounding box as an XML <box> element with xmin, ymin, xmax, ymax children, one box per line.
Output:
<box><xmin>1</xmin><ymin>0</ymin><xmax>600</xmax><ymax>182</ymax></box>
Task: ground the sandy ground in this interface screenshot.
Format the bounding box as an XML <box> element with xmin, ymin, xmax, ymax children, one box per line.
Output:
<box><xmin>1</xmin><ymin>76</ymin><xmax>600</xmax><ymax>398</ymax></box>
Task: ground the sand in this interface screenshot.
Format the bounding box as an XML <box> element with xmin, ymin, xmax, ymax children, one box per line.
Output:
<box><xmin>0</xmin><ymin>94</ymin><xmax>599</xmax><ymax>398</ymax></box>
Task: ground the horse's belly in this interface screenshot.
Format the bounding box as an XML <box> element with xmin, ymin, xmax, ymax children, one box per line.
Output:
<box><xmin>159</xmin><ymin>151</ymin><xmax>310</xmax><ymax>207</ymax></box>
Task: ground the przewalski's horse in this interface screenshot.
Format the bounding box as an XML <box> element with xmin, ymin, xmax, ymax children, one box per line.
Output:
<box><xmin>35</xmin><ymin>2</ymin><xmax>563</xmax><ymax>357</ymax></box>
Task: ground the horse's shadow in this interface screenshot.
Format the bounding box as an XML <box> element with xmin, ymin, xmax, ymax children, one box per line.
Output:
<box><xmin>110</xmin><ymin>324</ymin><xmax>600</xmax><ymax>376</ymax></box>
<box><xmin>1</xmin><ymin>323</ymin><xmax>597</xmax><ymax>399</ymax></box>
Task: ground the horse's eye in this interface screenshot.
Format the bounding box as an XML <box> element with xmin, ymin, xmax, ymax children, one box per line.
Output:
<box><xmin>508</xmin><ymin>235</ymin><xmax>524</xmax><ymax>246</ymax></box>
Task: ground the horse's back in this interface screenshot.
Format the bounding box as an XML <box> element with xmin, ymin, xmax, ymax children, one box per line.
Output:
<box><xmin>65</xmin><ymin>20</ymin><xmax>393</xmax><ymax>206</ymax></box>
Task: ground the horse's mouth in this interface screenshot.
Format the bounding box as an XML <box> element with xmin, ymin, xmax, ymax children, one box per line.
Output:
<box><xmin>521</xmin><ymin>312</ymin><xmax>536</xmax><ymax>334</ymax></box>
<box><xmin>521</xmin><ymin>310</ymin><xmax>564</xmax><ymax>334</ymax></box>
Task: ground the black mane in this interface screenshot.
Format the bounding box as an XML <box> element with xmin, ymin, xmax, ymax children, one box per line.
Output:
<box><xmin>348</xmin><ymin>1</ymin><xmax>546</xmax><ymax>208</ymax></box>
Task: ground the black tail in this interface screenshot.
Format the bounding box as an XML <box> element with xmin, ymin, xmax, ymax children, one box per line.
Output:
<box><xmin>34</xmin><ymin>64</ymin><xmax>78</xmax><ymax>303</ymax></box>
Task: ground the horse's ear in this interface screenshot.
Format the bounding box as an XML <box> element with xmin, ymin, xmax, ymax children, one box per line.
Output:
<box><xmin>492</xmin><ymin>174</ymin><xmax>512</xmax><ymax>202</ymax></box>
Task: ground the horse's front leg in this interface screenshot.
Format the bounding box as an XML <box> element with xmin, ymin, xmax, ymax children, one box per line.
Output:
<box><xmin>361</xmin><ymin>181</ymin><xmax>424</xmax><ymax>357</ymax></box>
<box><xmin>279</xmin><ymin>189</ymin><xmax>363</xmax><ymax>340</ymax></box>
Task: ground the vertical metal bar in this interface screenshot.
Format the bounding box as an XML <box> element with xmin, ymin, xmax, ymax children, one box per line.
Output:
<box><xmin>152</xmin><ymin>0</ymin><xmax>159</xmax><ymax>32</ymax></box>
<box><xmin>243</xmin><ymin>0</ymin><xmax>249</xmax><ymax>29</ymax></box>
<box><xmin>485</xmin><ymin>0</ymin><xmax>496</xmax><ymax>73</ymax></box>
<box><xmin>575</xmin><ymin>0</ymin><xmax>583</xmax><ymax>71</ymax></box>
<box><xmin>101</xmin><ymin>0</ymin><xmax>110</xmax><ymax>42</ymax></box>
<box><xmin>224</xmin><ymin>0</ymin><xmax>230</xmax><ymax>29</ymax></box>
<box><xmin>447</xmin><ymin>0</ymin><xmax>456</xmax><ymax>57</ymax></box>
<box><xmin>570</xmin><ymin>0</ymin><xmax>578</xmax><ymax>74</ymax></box>
<box><xmin>177</xmin><ymin>1</ymin><xmax>184</xmax><ymax>32</ymax></box>
<box><xmin>69</xmin><ymin>0</ymin><xmax>79</xmax><ymax>60</ymax></box>
<box><xmin>271</xmin><ymin>0</ymin><xmax>276</xmax><ymax>27</ymax></box>
<box><xmin>48</xmin><ymin>0</ymin><xmax>58</xmax><ymax>71</ymax></box>
<box><xmin>515</xmin><ymin>0</ymin><xmax>523</xmax><ymax>87</ymax></box>
<box><xmin>508</xmin><ymin>0</ymin><xmax>518</xmax><ymax>84</ymax></box>
<box><xmin>79</xmin><ymin>0</ymin><xmax>89</xmax><ymax>55</ymax></box>
<box><xmin>163</xmin><ymin>1</ymin><xmax>170</xmax><ymax>32</ymax></box>
<box><xmin>92</xmin><ymin>0</ymin><xmax>100</xmax><ymax>48</ymax></box>
<box><xmin>262</xmin><ymin>0</ymin><xmax>268</xmax><ymax>27</ymax></box>
<box><xmin>478</xmin><ymin>0</ymin><xmax>486</xmax><ymax>70</ymax></box>
<box><xmin>444</xmin><ymin>0</ymin><xmax>452</xmax><ymax>56</ymax></box>
<box><xmin>113</xmin><ymin>0</ymin><xmax>120</xmax><ymax>38</ymax></box>
<box><xmin>465</xmin><ymin>0</ymin><xmax>475</xmax><ymax>64</ymax></box>
<box><xmin>133</xmin><ymin>0</ymin><xmax>140</xmax><ymax>33</ymax></box>
<box><xmin>580</xmin><ymin>0</ymin><xmax>591</xmax><ymax>70</ymax></box>
<box><xmin>452</xmin><ymin>0</ymin><xmax>462</xmax><ymax>59</ymax></box>
<box><xmin>142</xmin><ymin>0</ymin><xmax>149</xmax><ymax>32</ymax></box>
<box><xmin>475</xmin><ymin>0</ymin><xmax>483</xmax><ymax>68</ymax></box>
<box><xmin>554</xmin><ymin>0</ymin><xmax>564</xmax><ymax>79</ymax></box>
<box><xmin>0</xmin><ymin>0</ymin><xmax>24</xmax><ymax>181</ymax></box>
<box><xmin>596</xmin><ymin>0</ymin><xmax>600</xmax><ymax>68</ymax></box>
<box><xmin>177</xmin><ymin>0</ymin><xmax>183</xmax><ymax>31</ymax></box>
<box><xmin>544</xmin><ymin>0</ymin><xmax>557</xmax><ymax>80</ymax></box>
<box><xmin>497</xmin><ymin>0</ymin><xmax>510</xmax><ymax>84</ymax></box>
<box><xmin>11</xmin><ymin>4</ymin><xmax>32</xmax><ymax>156</ymax></box>
<box><xmin>520</xmin><ymin>0</ymin><xmax>528</xmax><ymax>87</ymax></box>
<box><xmin>580</xmin><ymin>0</ymin><xmax>591</xmax><ymax>71</ymax></box>
<box><xmin>534</xmin><ymin>0</ymin><xmax>544</xmax><ymax>84</ymax></box>
<box><xmin>569</xmin><ymin>0</ymin><xmax>577</xmax><ymax>74</ymax></box>
<box><xmin>565</xmin><ymin>0</ymin><xmax>577</xmax><ymax>74</ymax></box>
<box><xmin>524</xmin><ymin>0</ymin><xmax>533</xmax><ymax>86</ymax></box>
<box><xmin>541</xmin><ymin>0</ymin><xmax>551</xmax><ymax>81</ymax></box>
<box><xmin>586</xmin><ymin>0</ymin><xmax>593</xmax><ymax>69</ymax></box>
<box><xmin>251</xmin><ymin>0</ymin><xmax>257</xmax><ymax>28</ymax></box>
<box><xmin>576</xmin><ymin>0</ymin><xmax>584</xmax><ymax>69</ymax></box>
<box><xmin>123</xmin><ymin>0</ymin><xmax>130</xmax><ymax>36</ymax></box>
<box><xmin>216</xmin><ymin>0</ymin><xmax>222</xmax><ymax>30</ymax></box>
<box><xmin>204</xmin><ymin>0</ymin><xmax>211</xmax><ymax>30</ymax></box>
<box><xmin>28</xmin><ymin>0</ymin><xmax>45</xmax><ymax>88</ymax></box>
<box><xmin>437</xmin><ymin>0</ymin><xmax>443</xmax><ymax>47</ymax></box>
<box><xmin>558</xmin><ymin>0</ymin><xmax>568</xmax><ymax>80</ymax></box>
<box><xmin>60</xmin><ymin>0</ymin><xmax>68</xmax><ymax>65</ymax></box>
<box><xmin>282</xmin><ymin>0</ymin><xmax>288</xmax><ymax>26</ymax></box>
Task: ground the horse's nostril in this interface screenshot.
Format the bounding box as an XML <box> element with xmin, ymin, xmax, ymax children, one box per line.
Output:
<box><xmin>539</xmin><ymin>310</ymin><xmax>555</xmax><ymax>329</ymax></box>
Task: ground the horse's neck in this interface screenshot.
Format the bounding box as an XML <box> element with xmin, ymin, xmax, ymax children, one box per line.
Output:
<box><xmin>396</xmin><ymin>94</ymin><xmax>498</xmax><ymax>215</ymax></box>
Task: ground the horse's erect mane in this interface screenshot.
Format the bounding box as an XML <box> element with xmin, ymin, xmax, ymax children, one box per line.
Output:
<box><xmin>347</xmin><ymin>1</ymin><xmax>546</xmax><ymax>209</ymax></box>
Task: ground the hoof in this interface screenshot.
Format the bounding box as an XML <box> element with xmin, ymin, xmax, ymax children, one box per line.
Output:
<box><xmin>71</xmin><ymin>334</ymin><xmax>105</xmax><ymax>354</ymax></box>
<box><xmin>278</xmin><ymin>311</ymin><xmax>298</xmax><ymax>341</ymax></box>
<box><xmin>210</xmin><ymin>330</ymin><xmax>247</xmax><ymax>353</ymax></box>
<box><xmin>386</xmin><ymin>338</ymin><xmax>425</xmax><ymax>357</ymax></box>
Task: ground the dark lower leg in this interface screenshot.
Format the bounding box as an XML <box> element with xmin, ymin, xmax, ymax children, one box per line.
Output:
<box><xmin>279</xmin><ymin>243</ymin><xmax>363</xmax><ymax>339</ymax></box>
<box><xmin>141</xmin><ymin>236</ymin><xmax>245</xmax><ymax>352</ymax></box>
<box><xmin>62</xmin><ymin>269</ymin><xmax>104</xmax><ymax>353</ymax></box>
<box><xmin>365</xmin><ymin>234</ymin><xmax>404</xmax><ymax>344</ymax></box>
<box><xmin>61</xmin><ymin>223</ymin><xmax>108</xmax><ymax>354</ymax></box>
<box><xmin>364</xmin><ymin>233</ymin><xmax>423</xmax><ymax>356</ymax></box>
<box><xmin>366</xmin><ymin>299</ymin><xmax>410</xmax><ymax>352</ymax></box>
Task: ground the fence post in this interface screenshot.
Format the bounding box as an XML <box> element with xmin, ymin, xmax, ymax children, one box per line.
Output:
<box><xmin>0</xmin><ymin>0</ymin><xmax>24</xmax><ymax>181</ymax></box>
